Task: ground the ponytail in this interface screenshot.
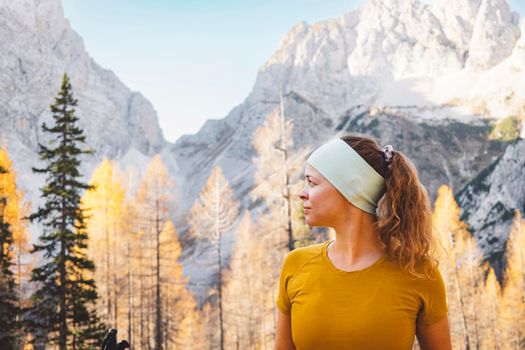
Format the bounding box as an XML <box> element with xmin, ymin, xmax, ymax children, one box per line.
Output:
<box><xmin>340</xmin><ymin>134</ymin><xmax>438</xmax><ymax>280</ymax></box>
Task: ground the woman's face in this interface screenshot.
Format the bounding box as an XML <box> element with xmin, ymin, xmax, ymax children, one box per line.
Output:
<box><xmin>299</xmin><ymin>164</ymin><xmax>349</xmax><ymax>227</ymax></box>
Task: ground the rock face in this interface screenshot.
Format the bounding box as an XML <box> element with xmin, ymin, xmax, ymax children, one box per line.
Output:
<box><xmin>465</xmin><ymin>0</ymin><xmax>521</xmax><ymax>69</ymax></box>
<box><xmin>170</xmin><ymin>0</ymin><xmax>523</xmax><ymax>237</ymax></box>
<box><xmin>0</xmin><ymin>0</ymin><xmax>523</xmax><ymax>302</ymax></box>
<box><xmin>0</xmin><ymin>0</ymin><xmax>166</xmax><ymax>213</ymax></box>
<box><xmin>457</xmin><ymin>139</ymin><xmax>525</xmax><ymax>257</ymax></box>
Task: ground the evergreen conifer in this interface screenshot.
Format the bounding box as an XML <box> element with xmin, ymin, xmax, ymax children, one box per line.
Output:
<box><xmin>26</xmin><ymin>74</ymin><xmax>105</xmax><ymax>349</ymax></box>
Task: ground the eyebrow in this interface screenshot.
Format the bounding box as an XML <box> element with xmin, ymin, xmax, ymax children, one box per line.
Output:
<box><xmin>305</xmin><ymin>174</ymin><xmax>317</xmax><ymax>181</ymax></box>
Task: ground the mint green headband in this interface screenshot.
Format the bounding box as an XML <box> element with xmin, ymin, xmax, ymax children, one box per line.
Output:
<box><xmin>306</xmin><ymin>138</ymin><xmax>386</xmax><ymax>215</ymax></box>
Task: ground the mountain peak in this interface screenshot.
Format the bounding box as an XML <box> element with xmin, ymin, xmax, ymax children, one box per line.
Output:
<box><xmin>465</xmin><ymin>0</ymin><xmax>521</xmax><ymax>70</ymax></box>
<box><xmin>0</xmin><ymin>0</ymin><xmax>65</xmax><ymax>31</ymax></box>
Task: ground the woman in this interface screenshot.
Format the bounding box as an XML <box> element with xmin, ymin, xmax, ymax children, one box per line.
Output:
<box><xmin>274</xmin><ymin>134</ymin><xmax>452</xmax><ymax>350</ymax></box>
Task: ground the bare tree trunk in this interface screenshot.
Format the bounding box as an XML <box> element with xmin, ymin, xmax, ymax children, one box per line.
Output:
<box><xmin>277</xmin><ymin>89</ymin><xmax>294</xmax><ymax>251</ymax></box>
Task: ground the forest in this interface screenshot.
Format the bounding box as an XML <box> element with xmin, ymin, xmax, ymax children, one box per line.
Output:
<box><xmin>0</xmin><ymin>75</ymin><xmax>524</xmax><ymax>350</ymax></box>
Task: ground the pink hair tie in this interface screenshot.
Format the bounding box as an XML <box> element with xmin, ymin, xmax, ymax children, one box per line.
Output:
<box><xmin>382</xmin><ymin>145</ymin><xmax>394</xmax><ymax>167</ymax></box>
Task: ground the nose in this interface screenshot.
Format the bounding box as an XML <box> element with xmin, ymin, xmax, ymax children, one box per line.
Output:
<box><xmin>299</xmin><ymin>186</ymin><xmax>308</xmax><ymax>200</ymax></box>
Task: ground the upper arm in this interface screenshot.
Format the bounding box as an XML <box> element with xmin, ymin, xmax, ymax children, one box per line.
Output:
<box><xmin>274</xmin><ymin>309</ymin><xmax>296</xmax><ymax>350</ymax></box>
<box><xmin>416</xmin><ymin>315</ymin><xmax>452</xmax><ymax>350</ymax></box>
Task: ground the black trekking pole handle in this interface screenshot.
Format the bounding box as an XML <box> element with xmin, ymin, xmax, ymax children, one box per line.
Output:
<box><xmin>101</xmin><ymin>328</ymin><xmax>129</xmax><ymax>350</ymax></box>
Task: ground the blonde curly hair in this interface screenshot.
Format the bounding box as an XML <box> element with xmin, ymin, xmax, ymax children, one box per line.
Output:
<box><xmin>340</xmin><ymin>134</ymin><xmax>439</xmax><ymax>280</ymax></box>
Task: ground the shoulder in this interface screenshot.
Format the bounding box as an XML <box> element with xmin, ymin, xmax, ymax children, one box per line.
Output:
<box><xmin>410</xmin><ymin>259</ymin><xmax>449</xmax><ymax>325</ymax></box>
<box><xmin>280</xmin><ymin>241</ymin><xmax>325</xmax><ymax>274</ymax></box>
<box><xmin>406</xmin><ymin>258</ymin><xmax>447</xmax><ymax>295</ymax></box>
<box><xmin>415</xmin><ymin>258</ymin><xmax>444</xmax><ymax>281</ymax></box>
<box><xmin>390</xmin><ymin>257</ymin><xmax>441</xmax><ymax>279</ymax></box>
<box><xmin>384</xmin><ymin>257</ymin><xmax>445</xmax><ymax>289</ymax></box>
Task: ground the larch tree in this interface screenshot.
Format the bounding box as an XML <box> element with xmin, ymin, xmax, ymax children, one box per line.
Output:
<box><xmin>81</xmin><ymin>158</ymin><xmax>127</xmax><ymax>329</ymax></box>
<box><xmin>119</xmin><ymin>198</ymin><xmax>141</xmax><ymax>347</ymax></box>
<box><xmin>0</xmin><ymin>146</ymin><xmax>30</xmax><ymax>338</ymax></box>
<box><xmin>252</xmin><ymin>107</ymin><xmax>317</xmax><ymax>348</ymax></box>
<box><xmin>432</xmin><ymin>185</ymin><xmax>471</xmax><ymax>350</ymax></box>
<box><xmin>11</xmin><ymin>200</ymin><xmax>31</xmax><ymax>325</ymax></box>
<box><xmin>252</xmin><ymin>107</ymin><xmax>296</xmax><ymax>252</ymax></box>
<box><xmin>159</xmin><ymin>220</ymin><xmax>178</xmax><ymax>350</ymax></box>
<box><xmin>223</xmin><ymin>211</ymin><xmax>260</xmax><ymax>349</ymax></box>
<box><xmin>199</xmin><ymin>301</ymin><xmax>219</xmax><ymax>349</ymax></box>
<box><xmin>479</xmin><ymin>262</ymin><xmax>502</xmax><ymax>350</ymax></box>
<box><xmin>237</xmin><ymin>209</ymin><xmax>290</xmax><ymax>349</ymax></box>
<box><xmin>500</xmin><ymin>210</ymin><xmax>525</xmax><ymax>349</ymax></box>
<box><xmin>0</xmin><ymin>164</ymin><xmax>20</xmax><ymax>349</ymax></box>
<box><xmin>136</xmin><ymin>154</ymin><xmax>174</xmax><ymax>350</ymax></box>
<box><xmin>449</xmin><ymin>205</ymin><xmax>484</xmax><ymax>349</ymax></box>
<box><xmin>159</xmin><ymin>220</ymin><xmax>200</xmax><ymax>349</ymax></box>
<box><xmin>132</xmin><ymin>227</ymin><xmax>149</xmax><ymax>350</ymax></box>
<box><xmin>188</xmin><ymin>165</ymin><xmax>239</xmax><ymax>350</ymax></box>
<box><xmin>171</xmin><ymin>295</ymin><xmax>204</xmax><ymax>350</ymax></box>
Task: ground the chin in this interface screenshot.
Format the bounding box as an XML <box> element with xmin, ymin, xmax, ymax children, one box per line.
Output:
<box><xmin>305</xmin><ymin>216</ymin><xmax>319</xmax><ymax>227</ymax></box>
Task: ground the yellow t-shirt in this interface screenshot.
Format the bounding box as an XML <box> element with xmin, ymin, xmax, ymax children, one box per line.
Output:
<box><xmin>276</xmin><ymin>239</ymin><xmax>448</xmax><ymax>350</ymax></box>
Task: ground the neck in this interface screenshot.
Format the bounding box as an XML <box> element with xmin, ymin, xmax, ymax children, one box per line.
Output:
<box><xmin>329</xmin><ymin>209</ymin><xmax>384</xmax><ymax>265</ymax></box>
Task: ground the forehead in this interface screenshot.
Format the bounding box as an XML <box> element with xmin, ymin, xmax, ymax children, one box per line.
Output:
<box><xmin>304</xmin><ymin>164</ymin><xmax>322</xmax><ymax>178</ymax></box>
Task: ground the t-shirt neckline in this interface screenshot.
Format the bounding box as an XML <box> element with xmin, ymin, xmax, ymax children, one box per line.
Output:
<box><xmin>321</xmin><ymin>239</ymin><xmax>387</xmax><ymax>275</ymax></box>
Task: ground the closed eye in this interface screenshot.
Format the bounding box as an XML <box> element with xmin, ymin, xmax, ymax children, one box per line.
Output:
<box><xmin>305</xmin><ymin>175</ymin><xmax>316</xmax><ymax>185</ymax></box>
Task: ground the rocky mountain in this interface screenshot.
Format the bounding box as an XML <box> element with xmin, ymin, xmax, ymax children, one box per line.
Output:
<box><xmin>457</xmin><ymin>139</ymin><xmax>525</xmax><ymax>264</ymax></box>
<box><xmin>171</xmin><ymin>0</ymin><xmax>523</xmax><ymax>253</ymax></box>
<box><xmin>1</xmin><ymin>0</ymin><xmax>524</xmax><ymax>300</ymax></box>
<box><xmin>169</xmin><ymin>0</ymin><xmax>524</xmax><ymax>298</ymax></box>
<box><xmin>0</xmin><ymin>0</ymin><xmax>167</xmax><ymax>227</ymax></box>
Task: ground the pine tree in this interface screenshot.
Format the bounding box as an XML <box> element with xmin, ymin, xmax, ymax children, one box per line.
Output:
<box><xmin>0</xmin><ymin>164</ymin><xmax>19</xmax><ymax>349</ymax></box>
<box><xmin>26</xmin><ymin>74</ymin><xmax>104</xmax><ymax>349</ymax></box>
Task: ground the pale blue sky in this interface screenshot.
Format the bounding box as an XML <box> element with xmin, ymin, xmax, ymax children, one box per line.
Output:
<box><xmin>62</xmin><ymin>0</ymin><xmax>524</xmax><ymax>143</ymax></box>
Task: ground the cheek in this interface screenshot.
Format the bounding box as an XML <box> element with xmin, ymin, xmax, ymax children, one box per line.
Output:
<box><xmin>308</xmin><ymin>186</ymin><xmax>322</xmax><ymax>205</ymax></box>
<box><xmin>307</xmin><ymin>187</ymin><xmax>329</xmax><ymax>219</ymax></box>
<box><xmin>310</xmin><ymin>186</ymin><xmax>345</xmax><ymax>215</ymax></box>
<box><xmin>305</xmin><ymin>200</ymin><xmax>330</xmax><ymax>227</ymax></box>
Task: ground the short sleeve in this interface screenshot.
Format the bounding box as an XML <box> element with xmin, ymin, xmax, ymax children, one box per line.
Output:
<box><xmin>418</xmin><ymin>267</ymin><xmax>448</xmax><ymax>325</ymax></box>
<box><xmin>276</xmin><ymin>253</ymin><xmax>293</xmax><ymax>316</ymax></box>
